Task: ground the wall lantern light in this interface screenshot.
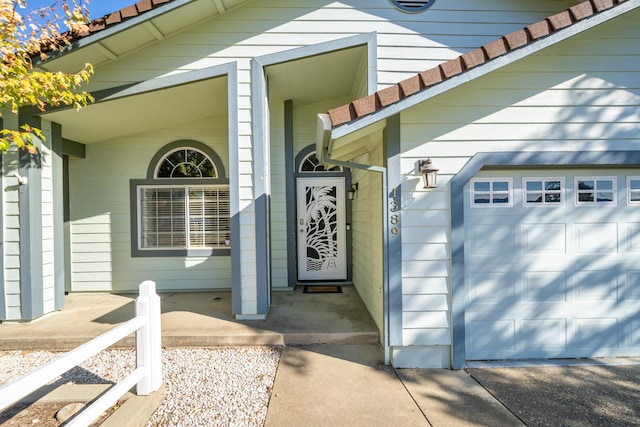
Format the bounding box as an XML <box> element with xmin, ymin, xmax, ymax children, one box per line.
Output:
<box><xmin>347</xmin><ymin>183</ymin><xmax>359</xmax><ymax>200</ymax></box>
<box><xmin>418</xmin><ymin>158</ymin><xmax>439</xmax><ymax>189</ymax></box>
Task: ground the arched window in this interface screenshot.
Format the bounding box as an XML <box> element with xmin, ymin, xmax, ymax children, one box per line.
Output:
<box><xmin>298</xmin><ymin>151</ymin><xmax>342</xmax><ymax>173</ymax></box>
<box><xmin>154</xmin><ymin>147</ymin><xmax>218</xmax><ymax>178</ymax></box>
<box><xmin>131</xmin><ymin>141</ymin><xmax>230</xmax><ymax>256</ymax></box>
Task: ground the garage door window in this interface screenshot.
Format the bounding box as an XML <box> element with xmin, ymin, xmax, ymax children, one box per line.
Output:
<box><xmin>471</xmin><ymin>178</ymin><xmax>512</xmax><ymax>207</ymax></box>
<box><xmin>523</xmin><ymin>178</ymin><xmax>564</xmax><ymax>206</ymax></box>
<box><xmin>628</xmin><ymin>177</ymin><xmax>640</xmax><ymax>204</ymax></box>
<box><xmin>575</xmin><ymin>177</ymin><xmax>616</xmax><ymax>205</ymax></box>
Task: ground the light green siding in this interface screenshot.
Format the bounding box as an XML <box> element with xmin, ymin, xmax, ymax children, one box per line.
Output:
<box><xmin>78</xmin><ymin>0</ymin><xmax>574</xmax><ymax>94</ymax></box>
<box><xmin>351</xmin><ymin>143</ymin><xmax>385</xmax><ymax>337</ymax></box>
<box><xmin>396</xmin><ymin>10</ymin><xmax>640</xmax><ymax>367</ymax></box>
<box><xmin>45</xmin><ymin>0</ymin><xmax>580</xmax><ymax>314</ymax></box>
<box><xmin>68</xmin><ymin>116</ymin><xmax>232</xmax><ymax>292</ymax></box>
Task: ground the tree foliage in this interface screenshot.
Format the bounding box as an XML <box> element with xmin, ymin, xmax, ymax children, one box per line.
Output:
<box><xmin>0</xmin><ymin>0</ymin><xmax>94</xmax><ymax>152</ymax></box>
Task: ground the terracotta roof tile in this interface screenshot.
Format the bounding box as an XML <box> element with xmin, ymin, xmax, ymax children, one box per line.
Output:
<box><xmin>351</xmin><ymin>95</ymin><xmax>379</xmax><ymax>118</ymax></box>
<box><xmin>376</xmin><ymin>85</ymin><xmax>402</xmax><ymax>107</ymax></box>
<box><xmin>419</xmin><ymin>67</ymin><xmax>444</xmax><ymax>87</ymax></box>
<box><xmin>526</xmin><ymin>19</ymin><xmax>552</xmax><ymax>40</ymax></box>
<box><xmin>440</xmin><ymin>57</ymin><xmax>464</xmax><ymax>78</ymax></box>
<box><xmin>461</xmin><ymin>47</ymin><xmax>487</xmax><ymax>70</ymax></box>
<box><xmin>104</xmin><ymin>12</ymin><xmax>123</xmax><ymax>26</ymax></box>
<box><xmin>328</xmin><ymin>0</ymin><xmax>630</xmax><ymax>129</ymax></box>
<box><xmin>87</xmin><ymin>19</ymin><xmax>107</xmax><ymax>32</ymax></box>
<box><xmin>569</xmin><ymin>1</ymin><xmax>596</xmax><ymax>20</ymax></box>
<box><xmin>136</xmin><ymin>0</ymin><xmax>154</xmax><ymax>13</ymax></box>
<box><xmin>60</xmin><ymin>0</ymin><xmax>179</xmax><ymax>42</ymax></box>
<box><xmin>482</xmin><ymin>38</ymin><xmax>509</xmax><ymax>60</ymax></box>
<box><xmin>591</xmin><ymin>0</ymin><xmax>616</xmax><ymax>12</ymax></box>
<box><xmin>398</xmin><ymin>75</ymin><xmax>422</xmax><ymax>97</ymax></box>
<box><xmin>328</xmin><ymin>105</ymin><xmax>357</xmax><ymax>127</ymax></box>
<box><xmin>547</xmin><ymin>11</ymin><xmax>574</xmax><ymax>31</ymax></box>
<box><xmin>120</xmin><ymin>5</ymin><xmax>139</xmax><ymax>19</ymax></box>
<box><xmin>503</xmin><ymin>29</ymin><xmax>530</xmax><ymax>50</ymax></box>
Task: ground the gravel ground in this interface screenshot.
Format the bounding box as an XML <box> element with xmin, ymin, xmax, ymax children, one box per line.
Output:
<box><xmin>0</xmin><ymin>346</ymin><xmax>281</xmax><ymax>426</ymax></box>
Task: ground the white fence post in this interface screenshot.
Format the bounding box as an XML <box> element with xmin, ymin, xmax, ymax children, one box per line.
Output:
<box><xmin>135</xmin><ymin>280</ymin><xmax>162</xmax><ymax>395</ymax></box>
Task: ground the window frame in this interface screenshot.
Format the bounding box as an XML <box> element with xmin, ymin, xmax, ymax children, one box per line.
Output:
<box><xmin>131</xmin><ymin>140</ymin><xmax>230</xmax><ymax>257</ymax></box>
<box><xmin>628</xmin><ymin>176</ymin><xmax>640</xmax><ymax>205</ymax></box>
<box><xmin>470</xmin><ymin>178</ymin><xmax>513</xmax><ymax>208</ymax></box>
<box><xmin>137</xmin><ymin>184</ymin><xmax>230</xmax><ymax>252</ymax></box>
<box><xmin>575</xmin><ymin>176</ymin><xmax>617</xmax><ymax>206</ymax></box>
<box><xmin>522</xmin><ymin>177</ymin><xmax>565</xmax><ymax>207</ymax></box>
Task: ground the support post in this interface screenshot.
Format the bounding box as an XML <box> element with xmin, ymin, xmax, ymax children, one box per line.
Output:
<box><xmin>135</xmin><ymin>280</ymin><xmax>162</xmax><ymax>395</ymax></box>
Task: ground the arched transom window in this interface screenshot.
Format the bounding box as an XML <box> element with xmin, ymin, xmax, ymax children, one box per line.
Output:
<box><xmin>155</xmin><ymin>147</ymin><xmax>218</xmax><ymax>178</ymax></box>
<box><xmin>299</xmin><ymin>152</ymin><xmax>342</xmax><ymax>173</ymax></box>
<box><xmin>132</xmin><ymin>141</ymin><xmax>230</xmax><ymax>256</ymax></box>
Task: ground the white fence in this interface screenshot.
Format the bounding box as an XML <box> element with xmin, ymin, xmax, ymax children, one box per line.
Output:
<box><xmin>0</xmin><ymin>280</ymin><xmax>162</xmax><ymax>426</ymax></box>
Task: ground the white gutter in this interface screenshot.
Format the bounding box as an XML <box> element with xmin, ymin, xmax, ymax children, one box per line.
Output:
<box><xmin>316</xmin><ymin>113</ymin><xmax>391</xmax><ymax>365</ymax></box>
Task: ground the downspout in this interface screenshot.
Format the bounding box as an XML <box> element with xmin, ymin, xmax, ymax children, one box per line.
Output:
<box><xmin>316</xmin><ymin>114</ymin><xmax>391</xmax><ymax>365</ymax></box>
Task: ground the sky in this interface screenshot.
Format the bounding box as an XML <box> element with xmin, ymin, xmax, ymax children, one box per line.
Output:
<box><xmin>23</xmin><ymin>0</ymin><xmax>136</xmax><ymax>19</ymax></box>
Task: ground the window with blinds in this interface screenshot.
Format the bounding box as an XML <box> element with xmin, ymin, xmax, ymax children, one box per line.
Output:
<box><xmin>139</xmin><ymin>185</ymin><xmax>230</xmax><ymax>249</ymax></box>
<box><xmin>132</xmin><ymin>144</ymin><xmax>231</xmax><ymax>255</ymax></box>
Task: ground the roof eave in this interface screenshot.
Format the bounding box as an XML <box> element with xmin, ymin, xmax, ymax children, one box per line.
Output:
<box><xmin>330</xmin><ymin>0</ymin><xmax>640</xmax><ymax>142</ymax></box>
<box><xmin>34</xmin><ymin>0</ymin><xmax>194</xmax><ymax>65</ymax></box>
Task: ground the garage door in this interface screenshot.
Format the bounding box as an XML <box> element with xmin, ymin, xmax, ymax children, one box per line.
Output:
<box><xmin>464</xmin><ymin>169</ymin><xmax>640</xmax><ymax>361</ymax></box>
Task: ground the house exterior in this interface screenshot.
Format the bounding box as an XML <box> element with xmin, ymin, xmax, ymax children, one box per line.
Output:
<box><xmin>1</xmin><ymin>0</ymin><xmax>639</xmax><ymax>368</ymax></box>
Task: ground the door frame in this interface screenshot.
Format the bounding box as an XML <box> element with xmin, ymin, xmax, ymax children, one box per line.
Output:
<box><xmin>292</xmin><ymin>145</ymin><xmax>353</xmax><ymax>284</ymax></box>
<box><xmin>296</xmin><ymin>176</ymin><xmax>347</xmax><ymax>280</ymax></box>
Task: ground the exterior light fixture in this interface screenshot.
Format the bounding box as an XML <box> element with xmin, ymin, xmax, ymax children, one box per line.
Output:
<box><xmin>347</xmin><ymin>183</ymin><xmax>359</xmax><ymax>200</ymax></box>
<box><xmin>418</xmin><ymin>158</ymin><xmax>439</xmax><ymax>189</ymax></box>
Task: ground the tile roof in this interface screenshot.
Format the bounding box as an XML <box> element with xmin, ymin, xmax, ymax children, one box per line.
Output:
<box><xmin>327</xmin><ymin>0</ymin><xmax>630</xmax><ymax>128</ymax></box>
<box><xmin>69</xmin><ymin>0</ymin><xmax>176</xmax><ymax>39</ymax></box>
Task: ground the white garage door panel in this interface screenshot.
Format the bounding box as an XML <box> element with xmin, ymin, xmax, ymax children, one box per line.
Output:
<box><xmin>464</xmin><ymin>170</ymin><xmax>640</xmax><ymax>361</ymax></box>
<box><xmin>626</xmin><ymin>224</ymin><xmax>640</xmax><ymax>252</ymax></box>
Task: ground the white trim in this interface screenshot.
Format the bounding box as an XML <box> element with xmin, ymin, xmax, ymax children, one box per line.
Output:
<box><xmin>575</xmin><ymin>176</ymin><xmax>617</xmax><ymax>206</ymax></box>
<box><xmin>470</xmin><ymin>178</ymin><xmax>513</xmax><ymax>208</ymax></box>
<box><xmin>627</xmin><ymin>176</ymin><xmax>640</xmax><ymax>205</ymax></box>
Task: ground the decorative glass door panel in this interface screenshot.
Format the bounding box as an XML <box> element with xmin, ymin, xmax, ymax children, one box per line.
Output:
<box><xmin>296</xmin><ymin>177</ymin><xmax>346</xmax><ymax>280</ymax></box>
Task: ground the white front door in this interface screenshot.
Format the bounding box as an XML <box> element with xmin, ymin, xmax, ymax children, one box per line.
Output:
<box><xmin>296</xmin><ymin>177</ymin><xmax>346</xmax><ymax>281</ymax></box>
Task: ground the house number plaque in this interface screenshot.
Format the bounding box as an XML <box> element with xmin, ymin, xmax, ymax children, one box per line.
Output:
<box><xmin>389</xmin><ymin>188</ymin><xmax>400</xmax><ymax>238</ymax></box>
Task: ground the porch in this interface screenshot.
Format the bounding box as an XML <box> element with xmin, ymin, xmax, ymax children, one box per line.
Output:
<box><xmin>0</xmin><ymin>285</ymin><xmax>379</xmax><ymax>351</ymax></box>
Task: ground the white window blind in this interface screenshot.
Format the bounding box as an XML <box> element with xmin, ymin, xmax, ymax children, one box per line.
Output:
<box><xmin>139</xmin><ymin>185</ymin><xmax>230</xmax><ymax>250</ymax></box>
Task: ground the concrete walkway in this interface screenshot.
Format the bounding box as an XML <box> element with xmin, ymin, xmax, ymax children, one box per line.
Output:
<box><xmin>0</xmin><ymin>288</ymin><xmax>521</xmax><ymax>426</ymax></box>
<box><xmin>266</xmin><ymin>344</ymin><xmax>522</xmax><ymax>427</ymax></box>
<box><xmin>0</xmin><ymin>286</ymin><xmax>379</xmax><ymax>350</ymax></box>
